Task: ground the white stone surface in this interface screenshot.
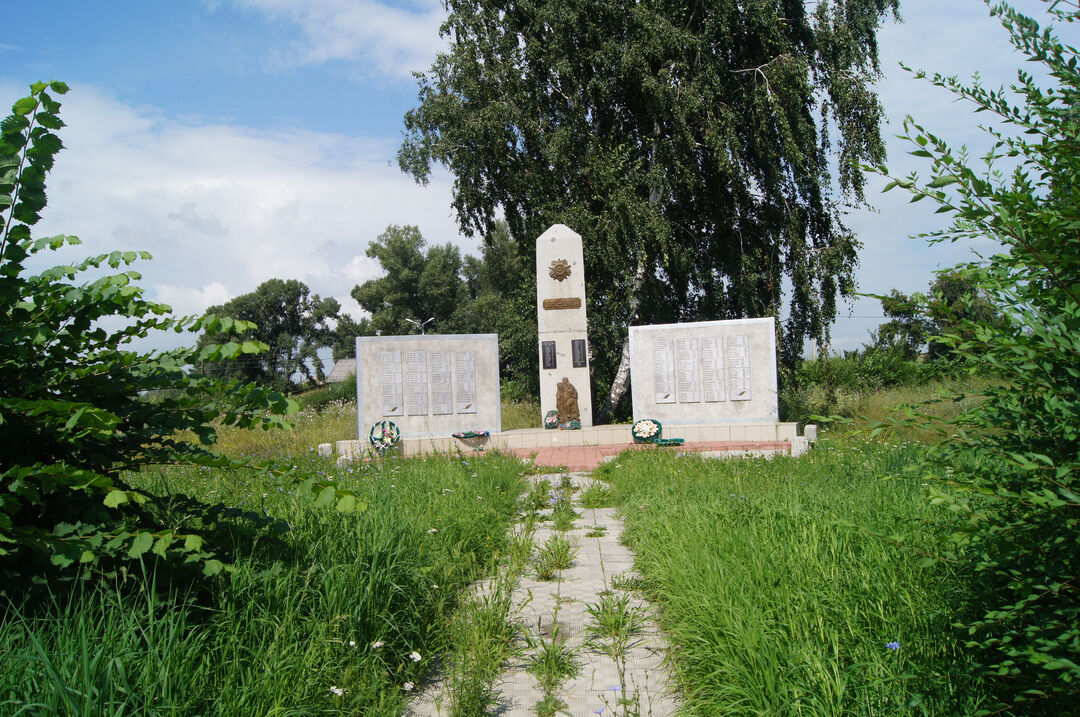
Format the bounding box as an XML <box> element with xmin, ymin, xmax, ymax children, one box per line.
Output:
<box><xmin>536</xmin><ymin>224</ymin><xmax>593</xmax><ymax>427</ymax></box>
<box><xmin>805</xmin><ymin>423</ymin><xmax>819</xmax><ymax>442</ymax></box>
<box><xmin>629</xmin><ymin>318</ymin><xmax>779</xmax><ymax>425</ymax></box>
<box><xmin>355</xmin><ymin>334</ymin><xmax>500</xmax><ymax>439</ymax></box>
<box><xmin>316</xmin><ymin>443</ymin><xmax>332</xmax><ymax>458</ymax></box>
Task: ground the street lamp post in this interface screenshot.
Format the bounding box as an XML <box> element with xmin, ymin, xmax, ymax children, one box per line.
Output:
<box><xmin>405</xmin><ymin>317</ymin><xmax>435</xmax><ymax>335</ymax></box>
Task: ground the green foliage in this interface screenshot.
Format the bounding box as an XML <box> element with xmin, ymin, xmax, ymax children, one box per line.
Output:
<box><xmin>198</xmin><ymin>278</ymin><xmax>340</xmax><ymax>390</ymax></box>
<box><xmin>350</xmin><ymin>221</ymin><xmax>537</xmax><ymax>393</ymax></box>
<box><xmin>351</xmin><ymin>223</ymin><xmax>468</xmax><ymax>336</ymax></box>
<box><xmin>872</xmin><ymin>270</ymin><xmax>1004</xmax><ymax>360</ymax></box>
<box><xmin>534</xmin><ymin>533</ymin><xmax>579</xmax><ymax>581</ymax></box>
<box><xmin>400</xmin><ymin>0</ymin><xmax>901</xmax><ymax>415</ymax></box>
<box><xmin>524</xmin><ymin>622</ymin><xmax>579</xmax><ymax>695</ymax></box>
<box><xmin>296</xmin><ymin>373</ymin><xmax>356</xmax><ymax>412</ymax></box>
<box><xmin>0</xmin><ymin>84</ymin><xmax>312</xmax><ymax>580</ymax></box>
<box><xmin>599</xmin><ymin>442</ymin><xmax>981</xmax><ymax>714</ymax></box>
<box><xmin>779</xmin><ymin>345</ymin><xmax>957</xmax><ymax>425</ymax></box>
<box><xmin>1</xmin><ymin>453</ymin><xmax>527</xmax><ymax>714</ymax></box>
<box><xmin>871</xmin><ymin>2</ymin><xmax>1080</xmax><ymax>710</ymax></box>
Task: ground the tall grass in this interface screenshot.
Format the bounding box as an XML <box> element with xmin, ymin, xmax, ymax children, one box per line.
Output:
<box><xmin>1</xmin><ymin>451</ymin><xmax>525</xmax><ymax>715</ymax></box>
<box><xmin>500</xmin><ymin>398</ymin><xmax>541</xmax><ymax>431</ymax></box>
<box><xmin>596</xmin><ymin>439</ymin><xmax>984</xmax><ymax>715</ymax></box>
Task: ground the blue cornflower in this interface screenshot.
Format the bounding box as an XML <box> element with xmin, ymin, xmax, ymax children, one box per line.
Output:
<box><xmin>886</xmin><ymin>641</ymin><xmax>901</xmax><ymax>651</ymax></box>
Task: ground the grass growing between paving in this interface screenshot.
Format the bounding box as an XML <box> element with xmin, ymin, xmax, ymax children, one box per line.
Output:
<box><xmin>1</xmin><ymin>448</ymin><xmax>525</xmax><ymax>715</ymax></box>
<box><xmin>596</xmin><ymin>438</ymin><xmax>983</xmax><ymax>715</ymax></box>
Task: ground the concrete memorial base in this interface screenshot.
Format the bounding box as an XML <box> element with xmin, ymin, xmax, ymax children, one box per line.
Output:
<box><xmin>334</xmin><ymin>421</ymin><xmax>806</xmax><ymax>470</ymax></box>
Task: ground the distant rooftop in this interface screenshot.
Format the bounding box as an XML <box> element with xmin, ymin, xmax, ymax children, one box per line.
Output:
<box><xmin>325</xmin><ymin>357</ymin><xmax>356</xmax><ymax>384</ymax></box>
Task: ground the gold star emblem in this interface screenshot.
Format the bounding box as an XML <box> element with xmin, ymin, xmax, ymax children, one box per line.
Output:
<box><xmin>549</xmin><ymin>258</ymin><xmax>571</xmax><ymax>281</ymax></box>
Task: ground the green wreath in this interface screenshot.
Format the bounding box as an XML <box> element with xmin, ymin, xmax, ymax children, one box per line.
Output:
<box><xmin>369</xmin><ymin>420</ymin><xmax>401</xmax><ymax>452</ymax></box>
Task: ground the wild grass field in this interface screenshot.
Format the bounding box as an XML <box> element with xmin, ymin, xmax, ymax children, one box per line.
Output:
<box><xmin>1</xmin><ymin>444</ymin><xmax>526</xmax><ymax>715</ymax></box>
<box><xmin>594</xmin><ymin>439</ymin><xmax>985</xmax><ymax>715</ymax></box>
<box><xmin>3</xmin><ymin>390</ymin><xmax>992</xmax><ymax>715</ymax></box>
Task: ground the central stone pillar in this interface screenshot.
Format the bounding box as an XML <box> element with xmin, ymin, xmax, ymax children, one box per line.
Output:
<box><xmin>536</xmin><ymin>224</ymin><xmax>593</xmax><ymax>427</ymax></box>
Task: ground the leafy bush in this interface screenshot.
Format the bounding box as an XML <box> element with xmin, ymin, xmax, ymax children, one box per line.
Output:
<box><xmin>0</xmin><ymin>83</ymin><xmax>347</xmax><ymax>581</ymax></box>
<box><xmin>296</xmin><ymin>373</ymin><xmax>356</xmax><ymax>412</ymax></box>
<box><xmin>873</xmin><ymin>2</ymin><xmax>1080</xmax><ymax>711</ymax></box>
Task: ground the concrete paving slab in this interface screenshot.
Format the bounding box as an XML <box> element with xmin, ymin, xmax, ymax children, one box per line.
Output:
<box><xmin>406</xmin><ymin>472</ymin><xmax>681</xmax><ymax>717</ymax></box>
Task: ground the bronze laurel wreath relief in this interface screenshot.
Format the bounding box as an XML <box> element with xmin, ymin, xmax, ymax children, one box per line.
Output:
<box><xmin>549</xmin><ymin>259</ymin><xmax>571</xmax><ymax>281</ymax></box>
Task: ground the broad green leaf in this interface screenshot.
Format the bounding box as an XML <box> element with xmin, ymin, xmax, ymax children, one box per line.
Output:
<box><xmin>128</xmin><ymin>531</ymin><xmax>153</xmax><ymax>558</ymax></box>
<box><xmin>316</xmin><ymin>485</ymin><xmax>336</xmax><ymax>508</ymax></box>
<box><xmin>12</xmin><ymin>97</ymin><xmax>37</xmax><ymax>116</ymax></box>
<box><xmin>103</xmin><ymin>490</ymin><xmax>129</xmax><ymax>508</ymax></box>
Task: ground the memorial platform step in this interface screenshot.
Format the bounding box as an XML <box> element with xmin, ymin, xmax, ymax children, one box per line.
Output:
<box><xmin>334</xmin><ymin>422</ymin><xmax>802</xmax><ymax>470</ymax></box>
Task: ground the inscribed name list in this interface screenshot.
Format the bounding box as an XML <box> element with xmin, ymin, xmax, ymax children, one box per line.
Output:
<box><xmin>429</xmin><ymin>351</ymin><xmax>453</xmax><ymax>415</ymax></box>
<box><xmin>455</xmin><ymin>351</ymin><xmax>477</xmax><ymax>413</ymax></box>
<box><xmin>381</xmin><ymin>350</ymin><xmax>404</xmax><ymax>417</ymax></box>
<box><xmin>676</xmin><ymin>337</ymin><xmax>701</xmax><ymax>403</ymax></box>
<box><xmin>653</xmin><ymin>340</ymin><xmax>675</xmax><ymax>404</ymax></box>
<box><xmin>405</xmin><ymin>351</ymin><xmax>429</xmax><ymax>415</ymax></box>
<box><xmin>701</xmin><ymin>337</ymin><xmax>726</xmax><ymax>403</ymax></box>
<box><xmin>726</xmin><ymin>335</ymin><xmax>752</xmax><ymax>401</ymax></box>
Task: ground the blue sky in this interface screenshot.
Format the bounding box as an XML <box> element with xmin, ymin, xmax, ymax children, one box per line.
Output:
<box><xmin>2</xmin><ymin>0</ymin><xmax>1066</xmax><ymax>353</ymax></box>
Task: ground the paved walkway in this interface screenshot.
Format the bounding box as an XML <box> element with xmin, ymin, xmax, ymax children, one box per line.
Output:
<box><xmin>511</xmin><ymin>440</ymin><xmax>790</xmax><ymax>472</ymax></box>
<box><xmin>406</xmin><ymin>473</ymin><xmax>681</xmax><ymax>716</ymax></box>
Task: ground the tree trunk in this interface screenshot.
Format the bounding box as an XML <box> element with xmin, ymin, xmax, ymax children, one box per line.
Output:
<box><xmin>596</xmin><ymin>257</ymin><xmax>647</xmax><ymax>423</ymax></box>
<box><xmin>597</xmin><ymin>147</ymin><xmax>663</xmax><ymax>424</ymax></box>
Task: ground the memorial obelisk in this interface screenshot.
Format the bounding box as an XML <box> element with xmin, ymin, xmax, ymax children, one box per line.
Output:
<box><xmin>536</xmin><ymin>224</ymin><xmax>593</xmax><ymax>427</ymax></box>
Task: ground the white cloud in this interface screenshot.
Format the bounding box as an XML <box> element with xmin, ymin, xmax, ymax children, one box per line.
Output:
<box><xmin>230</xmin><ymin>0</ymin><xmax>448</xmax><ymax>79</ymax></box>
<box><xmin>153</xmin><ymin>281</ymin><xmax>235</xmax><ymax>316</ymax></box>
<box><xmin>2</xmin><ymin>82</ymin><xmax>472</xmax><ymax>350</ymax></box>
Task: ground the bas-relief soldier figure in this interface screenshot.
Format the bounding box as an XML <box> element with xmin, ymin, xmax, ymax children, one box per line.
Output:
<box><xmin>555</xmin><ymin>376</ymin><xmax>579</xmax><ymax>425</ymax></box>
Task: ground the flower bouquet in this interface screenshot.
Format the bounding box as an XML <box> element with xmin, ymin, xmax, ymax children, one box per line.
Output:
<box><xmin>632</xmin><ymin>418</ymin><xmax>662</xmax><ymax>444</ymax></box>
<box><xmin>543</xmin><ymin>410</ymin><xmax>559</xmax><ymax>429</ymax></box>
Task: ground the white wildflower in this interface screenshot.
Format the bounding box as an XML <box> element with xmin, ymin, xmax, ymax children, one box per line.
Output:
<box><xmin>409</xmin><ymin>651</ymin><xmax>422</xmax><ymax>662</ymax></box>
<box><xmin>330</xmin><ymin>686</ymin><xmax>345</xmax><ymax>696</ymax></box>
<box><xmin>371</xmin><ymin>640</ymin><xmax>385</xmax><ymax>649</ymax></box>
<box><xmin>403</xmin><ymin>681</ymin><xmax>415</xmax><ymax>692</ymax></box>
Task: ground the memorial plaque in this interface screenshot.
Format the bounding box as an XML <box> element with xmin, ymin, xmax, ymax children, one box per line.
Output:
<box><xmin>653</xmin><ymin>339</ymin><xmax>676</xmax><ymax>404</ymax></box>
<box><xmin>571</xmin><ymin>339</ymin><xmax>587</xmax><ymax>368</ymax></box>
<box><xmin>702</xmin><ymin>337</ymin><xmax>726</xmax><ymax>403</ymax></box>
<box><xmin>429</xmin><ymin>350</ymin><xmax>453</xmax><ymax>415</ymax></box>
<box><xmin>358</xmin><ymin>334</ymin><xmax>500</xmax><ymax>439</ymax></box>
<box><xmin>405</xmin><ymin>351</ymin><xmax>429</xmax><ymax>415</ymax></box>
<box><xmin>542</xmin><ymin>297</ymin><xmax>583</xmax><ymax>310</ymax></box>
<box><xmin>541</xmin><ymin>341</ymin><xmax>557</xmax><ymax>370</ymax></box>
<box><xmin>455</xmin><ymin>350</ymin><xmax>477</xmax><ymax>413</ymax></box>
<box><xmin>380</xmin><ymin>350</ymin><xmax>404</xmax><ymax>417</ymax></box>
<box><xmin>726</xmin><ymin>335</ymin><xmax>752</xmax><ymax>401</ymax></box>
<box><xmin>676</xmin><ymin>337</ymin><xmax>701</xmax><ymax>403</ymax></box>
<box><xmin>628</xmin><ymin>318</ymin><xmax>778</xmax><ymax>424</ymax></box>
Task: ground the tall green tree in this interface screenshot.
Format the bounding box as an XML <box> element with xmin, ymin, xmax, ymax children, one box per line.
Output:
<box><xmin>873</xmin><ymin>270</ymin><xmax>1002</xmax><ymax>360</ymax></box>
<box><xmin>351</xmin><ymin>224</ymin><xmax>468</xmax><ymax>336</ymax></box>
<box><xmin>400</xmin><ymin>0</ymin><xmax>900</xmax><ymax>418</ymax></box>
<box><xmin>200</xmin><ymin>278</ymin><xmax>340</xmax><ymax>389</ymax></box>
<box><xmin>874</xmin><ymin>1</ymin><xmax>1079</xmax><ymax>710</ymax></box>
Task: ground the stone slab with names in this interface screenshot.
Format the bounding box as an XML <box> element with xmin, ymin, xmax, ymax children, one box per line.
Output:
<box><xmin>628</xmin><ymin>317</ymin><xmax>779</xmax><ymax>424</ymax></box>
<box><xmin>356</xmin><ymin>334</ymin><xmax>500</xmax><ymax>439</ymax></box>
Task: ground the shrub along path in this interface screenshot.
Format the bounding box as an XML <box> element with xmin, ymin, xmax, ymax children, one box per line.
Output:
<box><xmin>406</xmin><ymin>472</ymin><xmax>681</xmax><ymax>716</ymax></box>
